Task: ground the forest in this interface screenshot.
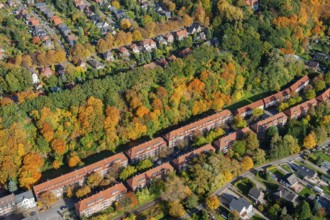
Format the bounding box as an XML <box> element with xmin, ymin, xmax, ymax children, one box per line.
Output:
<box><xmin>0</xmin><ymin>0</ymin><xmax>329</xmax><ymax>191</ymax></box>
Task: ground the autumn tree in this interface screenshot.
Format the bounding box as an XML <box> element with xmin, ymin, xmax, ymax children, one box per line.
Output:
<box><xmin>87</xmin><ymin>172</ymin><xmax>103</xmax><ymax>188</ymax></box>
<box><xmin>120</xmin><ymin>19</ymin><xmax>131</xmax><ymax>30</ymax></box>
<box><xmin>76</xmin><ymin>186</ymin><xmax>91</xmax><ymax>198</ymax></box>
<box><xmin>206</xmin><ymin>195</ymin><xmax>220</xmax><ymax>210</ymax></box>
<box><xmin>161</xmin><ymin>175</ymin><xmax>190</xmax><ymax>202</ymax></box>
<box><xmin>19</xmin><ymin>153</ymin><xmax>44</xmax><ymax>189</ymax></box>
<box><xmin>303</xmin><ymin>133</ymin><xmax>317</xmax><ymax>149</ymax></box>
<box><xmin>68</xmin><ymin>155</ymin><xmax>81</xmax><ymax>168</ymax></box>
<box><xmin>168</xmin><ymin>202</ymin><xmax>186</xmax><ymax>218</ymax></box>
<box><xmin>241</xmin><ymin>156</ymin><xmax>254</xmax><ymax>171</ymax></box>
<box><xmin>119</xmin><ymin>165</ymin><xmax>137</xmax><ymax>180</ymax></box>
<box><xmin>136</xmin><ymin>159</ymin><xmax>153</xmax><ymax>171</ymax></box>
<box><xmin>39</xmin><ymin>191</ymin><xmax>57</xmax><ymax>209</ymax></box>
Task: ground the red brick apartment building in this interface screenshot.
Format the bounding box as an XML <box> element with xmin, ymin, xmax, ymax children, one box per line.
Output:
<box><xmin>74</xmin><ymin>183</ymin><xmax>127</xmax><ymax>218</ymax></box>
<box><xmin>213</xmin><ymin>127</ymin><xmax>251</xmax><ymax>153</ymax></box>
<box><xmin>284</xmin><ymin>98</ymin><xmax>318</xmax><ymax>119</ymax></box>
<box><xmin>235</xmin><ymin>100</ymin><xmax>265</xmax><ymax>118</ymax></box>
<box><xmin>126</xmin><ymin>163</ymin><xmax>174</xmax><ymax>191</ymax></box>
<box><xmin>33</xmin><ymin>153</ymin><xmax>128</xmax><ymax>198</ymax></box>
<box><xmin>289</xmin><ymin>76</ymin><xmax>310</xmax><ymax>93</ymax></box>
<box><xmin>171</xmin><ymin>144</ymin><xmax>215</xmax><ymax>170</ymax></box>
<box><xmin>163</xmin><ymin>110</ymin><xmax>233</xmax><ymax>148</ymax></box>
<box><xmin>263</xmin><ymin>89</ymin><xmax>291</xmax><ymax>108</ymax></box>
<box><xmin>250</xmin><ymin>112</ymin><xmax>288</xmax><ymax>135</ymax></box>
<box><xmin>125</xmin><ymin>137</ymin><xmax>167</xmax><ymax>163</ymax></box>
<box><xmin>316</xmin><ymin>88</ymin><xmax>330</xmax><ymax>102</ymax></box>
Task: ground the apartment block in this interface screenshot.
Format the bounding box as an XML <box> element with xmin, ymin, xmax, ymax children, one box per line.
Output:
<box><xmin>235</xmin><ymin>100</ymin><xmax>265</xmax><ymax>118</ymax></box>
<box><xmin>263</xmin><ymin>89</ymin><xmax>291</xmax><ymax>108</ymax></box>
<box><xmin>126</xmin><ymin>163</ymin><xmax>174</xmax><ymax>191</ymax></box>
<box><xmin>316</xmin><ymin>88</ymin><xmax>330</xmax><ymax>102</ymax></box>
<box><xmin>171</xmin><ymin>144</ymin><xmax>215</xmax><ymax>170</ymax></box>
<box><xmin>289</xmin><ymin>75</ymin><xmax>309</xmax><ymax>93</ymax></box>
<box><xmin>213</xmin><ymin>127</ymin><xmax>251</xmax><ymax>153</ymax></box>
<box><xmin>284</xmin><ymin>98</ymin><xmax>318</xmax><ymax>119</ymax></box>
<box><xmin>33</xmin><ymin>153</ymin><xmax>128</xmax><ymax>198</ymax></box>
<box><xmin>250</xmin><ymin>112</ymin><xmax>288</xmax><ymax>135</ymax></box>
<box><xmin>163</xmin><ymin>110</ymin><xmax>233</xmax><ymax>148</ymax></box>
<box><xmin>125</xmin><ymin>137</ymin><xmax>167</xmax><ymax>163</ymax></box>
<box><xmin>75</xmin><ymin>183</ymin><xmax>127</xmax><ymax>217</ymax></box>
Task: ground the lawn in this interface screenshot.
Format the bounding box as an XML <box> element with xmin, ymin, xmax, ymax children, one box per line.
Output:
<box><xmin>268</xmin><ymin>167</ymin><xmax>285</xmax><ymax>179</ymax></box>
<box><xmin>235</xmin><ymin>178</ymin><xmax>255</xmax><ymax>194</ymax></box>
<box><xmin>281</xmin><ymin>164</ymin><xmax>292</xmax><ymax>172</ymax></box>
<box><xmin>311</xmin><ymin>152</ymin><xmax>330</xmax><ymax>163</ymax></box>
<box><xmin>252</xmin><ymin>214</ymin><xmax>266</xmax><ymax>220</ymax></box>
<box><xmin>298</xmin><ymin>187</ymin><xmax>314</xmax><ymax>198</ymax></box>
<box><xmin>254</xmin><ymin>172</ymin><xmax>279</xmax><ymax>192</ymax></box>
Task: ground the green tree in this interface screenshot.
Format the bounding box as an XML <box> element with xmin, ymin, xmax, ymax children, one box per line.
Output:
<box><xmin>8</xmin><ymin>179</ymin><xmax>17</xmax><ymax>193</ymax></box>
<box><xmin>243</xmin><ymin>131</ymin><xmax>259</xmax><ymax>150</ymax></box>
<box><xmin>119</xmin><ymin>165</ymin><xmax>137</xmax><ymax>180</ymax></box>
<box><xmin>233</xmin><ymin>141</ymin><xmax>246</xmax><ymax>156</ymax></box>
<box><xmin>136</xmin><ymin>159</ymin><xmax>153</xmax><ymax>171</ymax></box>
<box><xmin>184</xmin><ymin>194</ymin><xmax>199</xmax><ymax>209</ymax></box>
<box><xmin>299</xmin><ymin>201</ymin><xmax>312</xmax><ymax>220</ymax></box>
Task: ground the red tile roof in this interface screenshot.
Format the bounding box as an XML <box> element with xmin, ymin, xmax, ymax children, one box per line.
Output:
<box><xmin>284</xmin><ymin>98</ymin><xmax>318</xmax><ymax>119</ymax></box>
<box><xmin>175</xmin><ymin>29</ymin><xmax>188</xmax><ymax>37</ymax></box>
<box><xmin>125</xmin><ymin>137</ymin><xmax>167</xmax><ymax>161</ymax></box>
<box><xmin>263</xmin><ymin>89</ymin><xmax>291</xmax><ymax>107</ymax></box>
<box><xmin>172</xmin><ymin>144</ymin><xmax>215</xmax><ymax>169</ymax></box>
<box><xmin>250</xmin><ymin>112</ymin><xmax>288</xmax><ymax>134</ymax></box>
<box><xmin>235</xmin><ymin>100</ymin><xmax>264</xmax><ymax>116</ymax></box>
<box><xmin>52</xmin><ymin>16</ymin><xmax>63</xmax><ymax>26</ymax></box>
<box><xmin>126</xmin><ymin>163</ymin><xmax>174</xmax><ymax>190</ymax></box>
<box><xmin>33</xmin><ymin>153</ymin><xmax>128</xmax><ymax>197</ymax></box>
<box><xmin>289</xmin><ymin>76</ymin><xmax>309</xmax><ymax>93</ymax></box>
<box><xmin>74</xmin><ymin>183</ymin><xmax>127</xmax><ymax>216</ymax></box>
<box><xmin>163</xmin><ymin>110</ymin><xmax>233</xmax><ymax>144</ymax></box>
<box><xmin>316</xmin><ymin>88</ymin><xmax>330</xmax><ymax>102</ymax></box>
<box><xmin>213</xmin><ymin>127</ymin><xmax>251</xmax><ymax>150</ymax></box>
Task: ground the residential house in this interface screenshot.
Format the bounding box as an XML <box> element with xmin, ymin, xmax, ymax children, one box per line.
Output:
<box><xmin>213</xmin><ymin>127</ymin><xmax>251</xmax><ymax>153</ymax></box>
<box><xmin>102</xmin><ymin>51</ymin><xmax>114</xmax><ymax>62</ymax></box>
<box><xmin>118</xmin><ymin>47</ymin><xmax>130</xmax><ymax>59</ymax></box>
<box><xmin>31</xmin><ymin>72</ymin><xmax>40</xmax><ymax>85</ymax></box>
<box><xmin>126</xmin><ymin>163</ymin><xmax>174</xmax><ymax>191</ymax></box>
<box><xmin>235</xmin><ymin>100</ymin><xmax>265</xmax><ymax>118</ymax></box>
<box><xmin>178</xmin><ymin>48</ymin><xmax>192</xmax><ymax>58</ymax></box>
<box><xmin>0</xmin><ymin>194</ymin><xmax>15</xmax><ymax>216</ymax></box>
<box><xmin>195</xmin><ymin>32</ymin><xmax>206</xmax><ymax>41</ymax></box>
<box><xmin>164</xmin><ymin>33</ymin><xmax>174</xmax><ymax>43</ymax></box>
<box><xmin>248</xmin><ymin>187</ymin><xmax>265</xmax><ymax>204</ymax></box>
<box><xmin>58</xmin><ymin>24</ymin><xmax>71</xmax><ymax>36</ymax></box>
<box><xmin>35</xmin><ymin>2</ymin><xmax>47</xmax><ymax>9</ymax></box>
<box><xmin>229</xmin><ymin>197</ymin><xmax>254</xmax><ymax>220</ymax></box>
<box><xmin>316</xmin><ymin>88</ymin><xmax>330</xmax><ymax>102</ymax></box>
<box><xmin>29</xmin><ymin>17</ymin><xmax>40</xmax><ymax>26</ymax></box>
<box><xmin>307</xmin><ymin>60</ymin><xmax>319</xmax><ymax>71</ymax></box>
<box><xmin>52</xmin><ymin>16</ymin><xmax>63</xmax><ymax>26</ymax></box>
<box><xmin>113</xmin><ymin>10</ymin><xmax>126</xmax><ymax>20</ymax></box>
<box><xmin>296</xmin><ymin>165</ymin><xmax>317</xmax><ymax>179</ymax></box>
<box><xmin>284</xmin><ymin>98</ymin><xmax>318</xmax><ymax>119</ymax></box>
<box><xmin>125</xmin><ymin>137</ymin><xmax>167</xmax><ymax>163</ymax></box>
<box><xmin>74</xmin><ymin>0</ymin><xmax>86</xmax><ymax>10</ymax></box>
<box><xmin>128</xmin><ymin>44</ymin><xmax>140</xmax><ymax>54</ymax></box>
<box><xmin>87</xmin><ymin>59</ymin><xmax>105</xmax><ymax>70</ymax></box>
<box><xmin>43</xmin><ymin>40</ymin><xmax>54</xmax><ymax>50</ymax></box>
<box><xmin>157</xmin><ymin>58</ymin><xmax>168</xmax><ymax>68</ymax></box>
<box><xmin>141</xmin><ymin>39</ymin><xmax>157</xmax><ymax>52</ymax></box>
<box><xmin>66</xmin><ymin>34</ymin><xmax>77</xmax><ymax>47</ymax></box>
<box><xmin>250</xmin><ymin>112</ymin><xmax>288</xmax><ymax>135</ymax></box>
<box><xmin>174</xmin><ymin>29</ymin><xmax>189</xmax><ymax>41</ymax></box>
<box><xmin>96</xmin><ymin>22</ymin><xmax>112</xmax><ymax>34</ymax></box>
<box><xmin>187</xmin><ymin>23</ymin><xmax>202</xmax><ymax>35</ymax></box>
<box><xmin>321</xmin><ymin>161</ymin><xmax>330</xmax><ymax>172</ymax></box>
<box><xmin>163</xmin><ymin>110</ymin><xmax>233</xmax><ymax>148</ymax></box>
<box><xmin>289</xmin><ymin>75</ymin><xmax>310</xmax><ymax>93</ymax></box>
<box><xmin>155</xmin><ymin>4</ymin><xmax>171</xmax><ymax>18</ymax></box>
<box><xmin>281</xmin><ymin>173</ymin><xmax>299</xmax><ymax>189</ymax></box>
<box><xmin>75</xmin><ymin>183</ymin><xmax>127</xmax><ymax>217</ymax></box>
<box><xmin>155</xmin><ymin>36</ymin><xmax>167</xmax><ymax>46</ymax></box>
<box><xmin>15</xmin><ymin>191</ymin><xmax>36</xmax><ymax>210</ymax></box>
<box><xmin>40</xmin><ymin>66</ymin><xmax>53</xmax><ymax>78</ymax></box>
<box><xmin>245</xmin><ymin>0</ymin><xmax>259</xmax><ymax>10</ymax></box>
<box><xmin>274</xmin><ymin>186</ymin><xmax>298</xmax><ymax>205</ymax></box>
<box><xmin>171</xmin><ymin>144</ymin><xmax>215</xmax><ymax>170</ymax></box>
<box><xmin>211</xmin><ymin>37</ymin><xmax>219</xmax><ymax>47</ymax></box>
<box><xmin>167</xmin><ymin>54</ymin><xmax>176</xmax><ymax>62</ymax></box>
<box><xmin>44</xmin><ymin>10</ymin><xmax>55</xmax><ymax>21</ymax></box>
<box><xmin>263</xmin><ymin>89</ymin><xmax>291</xmax><ymax>108</ymax></box>
<box><xmin>33</xmin><ymin>153</ymin><xmax>128</xmax><ymax>198</ymax></box>
<box><xmin>34</xmin><ymin>25</ymin><xmax>48</xmax><ymax>38</ymax></box>
<box><xmin>7</xmin><ymin>0</ymin><xmax>16</xmax><ymax>7</ymax></box>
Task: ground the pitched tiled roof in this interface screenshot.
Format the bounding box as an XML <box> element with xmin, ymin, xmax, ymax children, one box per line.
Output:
<box><xmin>235</xmin><ymin>100</ymin><xmax>264</xmax><ymax>115</ymax></box>
<box><xmin>263</xmin><ymin>89</ymin><xmax>291</xmax><ymax>106</ymax></box>
<box><xmin>163</xmin><ymin>110</ymin><xmax>233</xmax><ymax>142</ymax></box>
<box><xmin>74</xmin><ymin>183</ymin><xmax>127</xmax><ymax>214</ymax></box>
<box><xmin>0</xmin><ymin>194</ymin><xmax>15</xmax><ymax>208</ymax></box>
<box><xmin>289</xmin><ymin>75</ymin><xmax>309</xmax><ymax>92</ymax></box>
<box><xmin>125</xmin><ymin>137</ymin><xmax>167</xmax><ymax>160</ymax></box>
<box><xmin>172</xmin><ymin>144</ymin><xmax>215</xmax><ymax>168</ymax></box>
<box><xmin>284</xmin><ymin>98</ymin><xmax>318</xmax><ymax>118</ymax></box>
<box><xmin>213</xmin><ymin>127</ymin><xmax>251</xmax><ymax>150</ymax></box>
<box><xmin>33</xmin><ymin>153</ymin><xmax>128</xmax><ymax>196</ymax></box>
<box><xmin>316</xmin><ymin>88</ymin><xmax>330</xmax><ymax>102</ymax></box>
<box><xmin>175</xmin><ymin>29</ymin><xmax>188</xmax><ymax>37</ymax></box>
<box><xmin>250</xmin><ymin>112</ymin><xmax>287</xmax><ymax>133</ymax></box>
<box><xmin>126</xmin><ymin>163</ymin><xmax>173</xmax><ymax>190</ymax></box>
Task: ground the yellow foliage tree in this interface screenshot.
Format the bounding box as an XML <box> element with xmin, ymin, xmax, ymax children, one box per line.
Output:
<box><xmin>241</xmin><ymin>156</ymin><xmax>254</xmax><ymax>171</ymax></box>
<box><xmin>120</xmin><ymin>19</ymin><xmax>131</xmax><ymax>30</ymax></box>
<box><xmin>206</xmin><ymin>195</ymin><xmax>220</xmax><ymax>210</ymax></box>
<box><xmin>303</xmin><ymin>133</ymin><xmax>316</xmax><ymax>149</ymax></box>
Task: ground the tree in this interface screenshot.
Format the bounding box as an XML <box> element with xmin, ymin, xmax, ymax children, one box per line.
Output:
<box><xmin>119</xmin><ymin>165</ymin><xmax>137</xmax><ymax>180</ymax></box>
<box><xmin>241</xmin><ymin>156</ymin><xmax>254</xmax><ymax>171</ymax></box>
<box><xmin>87</xmin><ymin>172</ymin><xmax>103</xmax><ymax>188</ymax></box>
<box><xmin>39</xmin><ymin>191</ymin><xmax>57</xmax><ymax>209</ymax></box>
<box><xmin>8</xmin><ymin>179</ymin><xmax>18</xmax><ymax>193</ymax></box>
<box><xmin>232</xmin><ymin>115</ymin><xmax>247</xmax><ymax>129</ymax></box>
<box><xmin>68</xmin><ymin>155</ymin><xmax>81</xmax><ymax>167</ymax></box>
<box><xmin>168</xmin><ymin>202</ymin><xmax>186</xmax><ymax>218</ymax></box>
<box><xmin>205</xmin><ymin>195</ymin><xmax>220</xmax><ymax>210</ymax></box>
<box><xmin>120</xmin><ymin>19</ymin><xmax>131</xmax><ymax>30</ymax></box>
<box><xmin>243</xmin><ymin>131</ymin><xmax>259</xmax><ymax>150</ymax></box>
<box><xmin>66</xmin><ymin>186</ymin><xmax>73</xmax><ymax>198</ymax></box>
<box><xmin>299</xmin><ymin>201</ymin><xmax>312</xmax><ymax>220</ymax></box>
<box><xmin>233</xmin><ymin>141</ymin><xmax>246</xmax><ymax>156</ymax></box>
<box><xmin>184</xmin><ymin>194</ymin><xmax>199</xmax><ymax>209</ymax></box>
<box><xmin>253</xmin><ymin>149</ymin><xmax>266</xmax><ymax>165</ymax></box>
<box><xmin>228</xmin><ymin>210</ymin><xmax>240</xmax><ymax>220</ymax></box>
<box><xmin>76</xmin><ymin>186</ymin><xmax>91</xmax><ymax>198</ymax></box>
<box><xmin>161</xmin><ymin>175</ymin><xmax>189</xmax><ymax>202</ymax></box>
<box><xmin>252</xmin><ymin>108</ymin><xmax>263</xmax><ymax>118</ymax></box>
<box><xmin>303</xmin><ymin>133</ymin><xmax>316</xmax><ymax>149</ymax></box>
<box><xmin>137</xmin><ymin>159</ymin><xmax>153</xmax><ymax>171</ymax></box>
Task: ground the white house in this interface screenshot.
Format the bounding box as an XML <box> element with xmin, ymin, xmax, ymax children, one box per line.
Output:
<box><xmin>32</xmin><ymin>73</ymin><xmax>40</xmax><ymax>84</ymax></box>
<box><xmin>229</xmin><ymin>197</ymin><xmax>254</xmax><ymax>219</ymax></box>
<box><xmin>15</xmin><ymin>191</ymin><xmax>36</xmax><ymax>210</ymax></box>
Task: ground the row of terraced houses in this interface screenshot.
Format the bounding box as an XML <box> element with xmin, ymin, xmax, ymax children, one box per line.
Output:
<box><xmin>29</xmin><ymin>75</ymin><xmax>330</xmax><ymax>218</ymax></box>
